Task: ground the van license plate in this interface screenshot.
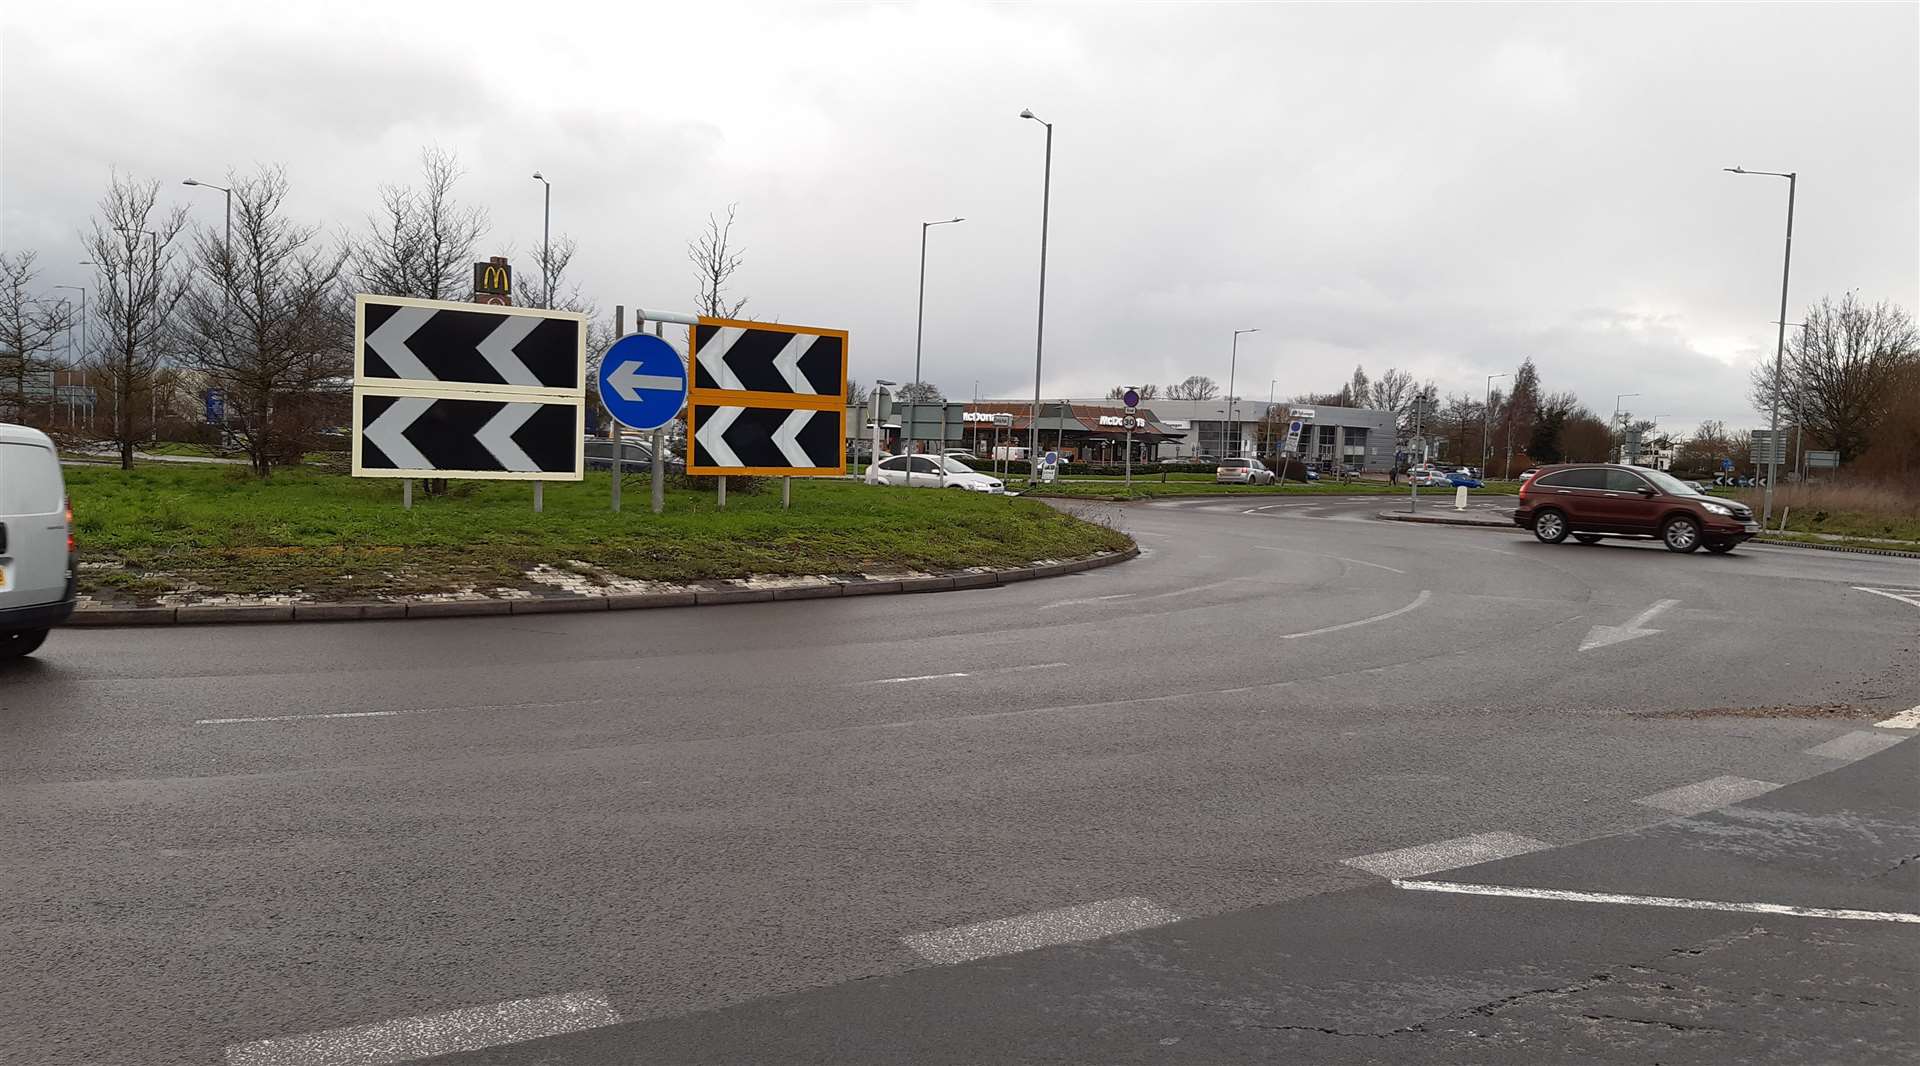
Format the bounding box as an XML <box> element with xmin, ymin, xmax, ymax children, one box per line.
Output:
<box><xmin>0</xmin><ymin>562</ymin><xmax>10</xmax><ymax>593</ymax></box>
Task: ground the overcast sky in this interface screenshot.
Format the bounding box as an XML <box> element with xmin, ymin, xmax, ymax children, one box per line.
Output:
<box><xmin>4</xmin><ymin>1</ymin><xmax>1915</xmax><ymax>432</ymax></box>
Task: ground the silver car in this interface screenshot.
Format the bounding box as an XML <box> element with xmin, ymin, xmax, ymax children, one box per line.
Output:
<box><xmin>1215</xmin><ymin>457</ymin><xmax>1276</xmax><ymax>485</ymax></box>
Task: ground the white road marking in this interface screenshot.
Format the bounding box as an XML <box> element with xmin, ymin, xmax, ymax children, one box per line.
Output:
<box><xmin>1804</xmin><ymin>730</ymin><xmax>1908</xmax><ymax>760</ymax></box>
<box><xmin>1130</xmin><ymin>530</ymin><xmax>1172</xmax><ymax>538</ymax></box>
<box><xmin>1342</xmin><ymin>831</ymin><xmax>1550</xmax><ymax>879</ymax></box>
<box><xmin>1280</xmin><ymin>590</ymin><xmax>1431</xmax><ymax>640</ymax></box>
<box><xmin>863</xmin><ymin>671</ymin><xmax>971</xmax><ymax>685</ymax></box>
<box><xmin>1633</xmin><ymin>775</ymin><xmax>1781</xmax><ymax>816</ymax></box>
<box><xmin>1037</xmin><ymin>593</ymin><xmax>1136</xmax><ymax>611</ymax></box>
<box><xmin>1855</xmin><ymin>586</ymin><xmax>1920</xmax><ymax>609</ymax></box>
<box><xmin>1394</xmin><ymin>879</ymin><xmax>1920</xmax><ymax>924</ymax></box>
<box><xmin>1253</xmin><ymin>545</ymin><xmax>1406</xmax><ymax>574</ymax></box>
<box><xmin>199</xmin><ymin>709</ymin><xmax>409</xmax><ymax>725</ymax></box>
<box><xmin>223</xmin><ymin>990</ymin><xmax>622</xmax><ymax>1066</ymax></box>
<box><xmin>902</xmin><ymin>897</ymin><xmax>1180</xmax><ymax>964</ymax></box>
<box><xmin>855</xmin><ymin>663</ymin><xmax>1069</xmax><ymax>686</ymax></box>
<box><xmin>1579</xmin><ymin>598</ymin><xmax>1679</xmax><ymax>652</ymax></box>
<box><xmin>1876</xmin><ymin>706</ymin><xmax>1920</xmax><ymax>730</ymax></box>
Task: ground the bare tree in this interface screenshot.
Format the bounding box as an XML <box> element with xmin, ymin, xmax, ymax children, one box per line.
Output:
<box><xmin>177</xmin><ymin>166</ymin><xmax>351</xmax><ymax>476</ymax></box>
<box><xmin>349</xmin><ymin>146</ymin><xmax>489</xmax><ymax>300</ymax></box>
<box><xmin>1106</xmin><ymin>383</ymin><xmax>1159</xmax><ymax>400</ymax></box>
<box><xmin>83</xmin><ymin>171</ymin><xmax>191</xmax><ymax>468</ymax></box>
<box><xmin>689</xmin><ymin>204</ymin><xmax>748</xmax><ymax>319</ymax></box>
<box><xmin>897</xmin><ymin>381</ymin><xmax>944</xmax><ymax>403</ymax></box>
<box><xmin>1166</xmin><ymin>374</ymin><xmax>1219</xmax><ymax>400</ymax></box>
<box><xmin>518</xmin><ymin>233</ymin><xmax>579</xmax><ymax>313</ymax></box>
<box><xmin>1368</xmin><ymin>367</ymin><xmax>1413</xmax><ymax>418</ymax></box>
<box><xmin>0</xmin><ymin>251</ymin><xmax>75</xmax><ymax>425</ymax></box>
<box><xmin>1751</xmin><ymin>293</ymin><xmax>1919</xmax><ymax>461</ymax></box>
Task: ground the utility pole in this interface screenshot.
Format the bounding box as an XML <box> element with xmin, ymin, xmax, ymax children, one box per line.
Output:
<box><xmin>1724</xmin><ymin>166</ymin><xmax>1796</xmax><ymax>525</ymax></box>
<box><xmin>1019</xmin><ymin>109</ymin><xmax>1052</xmax><ymax>482</ymax></box>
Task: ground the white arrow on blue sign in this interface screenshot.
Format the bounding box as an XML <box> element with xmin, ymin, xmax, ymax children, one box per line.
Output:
<box><xmin>597</xmin><ymin>333</ymin><xmax>688</xmax><ymax>432</ymax></box>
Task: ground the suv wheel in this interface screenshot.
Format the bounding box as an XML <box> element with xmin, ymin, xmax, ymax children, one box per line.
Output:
<box><xmin>1663</xmin><ymin>516</ymin><xmax>1701</xmax><ymax>553</ymax></box>
<box><xmin>1533</xmin><ymin>508</ymin><xmax>1569</xmax><ymax>543</ymax></box>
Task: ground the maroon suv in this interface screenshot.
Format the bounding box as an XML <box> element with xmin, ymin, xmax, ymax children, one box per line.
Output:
<box><xmin>1513</xmin><ymin>463</ymin><xmax>1760</xmax><ymax>553</ymax></box>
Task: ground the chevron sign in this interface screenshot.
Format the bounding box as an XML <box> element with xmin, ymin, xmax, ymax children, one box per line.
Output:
<box><xmin>686</xmin><ymin>317</ymin><xmax>847</xmax><ymax>476</ymax></box>
<box><xmin>351</xmin><ymin>294</ymin><xmax>587</xmax><ymax>480</ymax></box>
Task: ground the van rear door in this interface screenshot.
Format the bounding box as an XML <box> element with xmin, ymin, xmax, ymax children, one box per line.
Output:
<box><xmin>0</xmin><ymin>439</ymin><xmax>70</xmax><ymax>610</ymax></box>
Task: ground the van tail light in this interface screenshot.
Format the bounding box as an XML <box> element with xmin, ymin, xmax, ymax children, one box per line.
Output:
<box><xmin>66</xmin><ymin>497</ymin><xmax>75</xmax><ymax>553</ymax></box>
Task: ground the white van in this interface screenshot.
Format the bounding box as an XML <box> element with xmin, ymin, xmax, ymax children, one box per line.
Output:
<box><xmin>1</xmin><ymin>424</ymin><xmax>76</xmax><ymax>659</ymax></box>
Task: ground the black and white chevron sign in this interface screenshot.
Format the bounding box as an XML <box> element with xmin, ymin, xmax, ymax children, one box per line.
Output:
<box><xmin>359</xmin><ymin>295</ymin><xmax>584</xmax><ymax>391</ymax></box>
<box><xmin>692</xmin><ymin>321</ymin><xmax>844</xmax><ymax>395</ymax></box>
<box><xmin>690</xmin><ymin>404</ymin><xmax>841</xmax><ymax>472</ymax></box>
<box><xmin>356</xmin><ymin>392</ymin><xmax>580</xmax><ymax>476</ymax></box>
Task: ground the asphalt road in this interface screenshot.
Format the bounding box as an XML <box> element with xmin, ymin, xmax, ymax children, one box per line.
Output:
<box><xmin>5</xmin><ymin>493</ymin><xmax>1916</xmax><ymax>1064</ymax></box>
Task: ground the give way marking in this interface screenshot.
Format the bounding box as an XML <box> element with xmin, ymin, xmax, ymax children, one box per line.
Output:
<box><xmin>1579</xmin><ymin>598</ymin><xmax>1679</xmax><ymax>652</ymax></box>
<box><xmin>1855</xmin><ymin>587</ymin><xmax>1920</xmax><ymax>609</ymax></box>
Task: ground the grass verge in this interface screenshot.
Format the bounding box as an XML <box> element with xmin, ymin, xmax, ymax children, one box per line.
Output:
<box><xmin>64</xmin><ymin>465</ymin><xmax>1131</xmax><ymax>603</ymax></box>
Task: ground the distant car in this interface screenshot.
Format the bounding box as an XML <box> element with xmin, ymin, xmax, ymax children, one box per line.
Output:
<box><xmin>1519</xmin><ymin>469</ymin><xmax>1538</xmax><ymax>482</ymax></box>
<box><xmin>1514</xmin><ymin>463</ymin><xmax>1758</xmax><ymax>553</ymax></box>
<box><xmin>942</xmin><ymin>450</ymin><xmax>979</xmax><ymax>462</ymax></box>
<box><xmin>1410</xmin><ymin>472</ymin><xmax>1451</xmax><ymax>487</ymax></box>
<box><xmin>1446</xmin><ymin>472</ymin><xmax>1484</xmax><ymax>488</ymax></box>
<box><xmin>867</xmin><ymin>454</ymin><xmax>1005</xmax><ymax>493</ymax></box>
<box><xmin>1304</xmin><ymin>468</ymin><xmax>1320</xmax><ymax>481</ymax></box>
<box><xmin>583</xmin><ymin>437</ymin><xmax>683</xmax><ymax>473</ymax></box>
<box><xmin>1215</xmin><ymin>458</ymin><xmax>1276</xmax><ymax>485</ymax></box>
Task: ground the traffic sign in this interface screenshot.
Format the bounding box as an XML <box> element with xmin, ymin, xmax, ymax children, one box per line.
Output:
<box><xmin>1121</xmin><ymin>388</ymin><xmax>1139</xmax><ymax>409</ymax></box>
<box><xmin>686</xmin><ymin>317</ymin><xmax>847</xmax><ymax>476</ymax></box>
<box><xmin>354</xmin><ymin>390</ymin><xmax>582</xmax><ymax>478</ymax></box>
<box><xmin>356</xmin><ymin>295</ymin><xmax>584</xmax><ymax>394</ymax></box>
<box><xmin>351</xmin><ymin>294</ymin><xmax>587</xmax><ymax>481</ymax></box>
<box><xmin>1806</xmin><ymin>449</ymin><xmax>1840</xmax><ymax>469</ymax></box>
<box><xmin>203</xmin><ymin>388</ymin><xmax>225</xmax><ymax>424</ymax></box>
<box><xmin>1721</xmin><ymin>458</ymin><xmax>1734</xmax><ymax>471</ymax></box>
<box><xmin>597</xmin><ymin>333</ymin><xmax>687</xmax><ymax>432</ymax></box>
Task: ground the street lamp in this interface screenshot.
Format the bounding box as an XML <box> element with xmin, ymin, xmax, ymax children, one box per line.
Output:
<box><xmin>906</xmin><ymin>216</ymin><xmax>964</xmax><ymax>475</ymax></box>
<box><xmin>54</xmin><ymin>284</ymin><xmax>86</xmax><ymax>428</ymax></box>
<box><xmin>181</xmin><ymin>178</ymin><xmax>231</xmax><ymax>300</ymax></box>
<box><xmin>1613</xmin><ymin>392</ymin><xmax>1640</xmax><ymax>463</ymax></box>
<box><xmin>1724</xmin><ymin>165</ymin><xmax>1796</xmax><ymax>525</ymax></box>
<box><xmin>1019</xmin><ymin>108</ymin><xmax>1052</xmax><ymax>481</ymax></box>
<box><xmin>1482</xmin><ymin>372</ymin><xmax>1507</xmax><ymax>477</ymax></box>
<box><xmin>532</xmin><ymin>171</ymin><xmax>551</xmax><ymax>309</ymax></box>
<box><xmin>1227</xmin><ymin>329</ymin><xmax>1258</xmax><ymax>457</ymax></box>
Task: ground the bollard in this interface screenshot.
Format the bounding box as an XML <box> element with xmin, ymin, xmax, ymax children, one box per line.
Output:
<box><xmin>1455</xmin><ymin>484</ymin><xmax>1468</xmax><ymax>511</ymax></box>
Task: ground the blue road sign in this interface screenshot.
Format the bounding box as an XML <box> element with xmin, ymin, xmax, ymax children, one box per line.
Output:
<box><xmin>598</xmin><ymin>333</ymin><xmax>688</xmax><ymax>432</ymax></box>
<box><xmin>1044</xmin><ymin>450</ymin><xmax>1059</xmax><ymax>466</ymax></box>
<box><xmin>1121</xmin><ymin>388</ymin><xmax>1139</xmax><ymax>408</ymax></box>
<box><xmin>204</xmin><ymin>388</ymin><xmax>225</xmax><ymax>424</ymax></box>
<box><xmin>1721</xmin><ymin>458</ymin><xmax>1734</xmax><ymax>471</ymax></box>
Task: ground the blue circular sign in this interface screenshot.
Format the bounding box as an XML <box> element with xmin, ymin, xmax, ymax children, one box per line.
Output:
<box><xmin>597</xmin><ymin>334</ymin><xmax>688</xmax><ymax>432</ymax></box>
<box><xmin>1121</xmin><ymin>388</ymin><xmax>1140</xmax><ymax>408</ymax></box>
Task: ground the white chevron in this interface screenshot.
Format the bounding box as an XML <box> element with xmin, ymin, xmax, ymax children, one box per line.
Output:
<box><xmin>365</xmin><ymin>306</ymin><xmax>436</xmax><ymax>381</ymax></box>
<box><xmin>477</xmin><ymin>315</ymin><xmax>543</xmax><ymax>387</ymax></box>
<box><xmin>772</xmin><ymin>408</ymin><xmax>813</xmax><ymax>466</ymax></box>
<box><xmin>695</xmin><ymin>327</ymin><xmax>746</xmax><ymax>390</ymax></box>
<box><xmin>474</xmin><ymin>402</ymin><xmax>541</xmax><ymax>471</ymax></box>
<box><xmin>363</xmin><ymin>395</ymin><xmax>434</xmax><ymax>470</ymax></box>
<box><xmin>771</xmin><ymin>333</ymin><xmax>816</xmax><ymax>394</ymax></box>
<box><xmin>695</xmin><ymin>405</ymin><xmax>744</xmax><ymax>468</ymax></box>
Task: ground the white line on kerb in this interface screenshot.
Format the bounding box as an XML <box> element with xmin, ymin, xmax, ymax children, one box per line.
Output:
<box><xmin>1876</xmin><ymin>706</ymin><xmax>1920</xmax><ymax>730</ymax></box>
<box><xmin>224</xmin><ymin>990</ymin><xmax>622</xmax><ymax>1066</ymax></box>
<box><xmin>1281</xmin><ymin>590</ymin><xmax>1431</xmax><ymax>640</ymax></box>
<box><xmin>1393</xmin><ymin>878</ymin><xmax>1920</xmax><ymax>924</ymax></box>
<box><xmin>902</xmin><ymin>897</ymin><xmax>1180</xmax><ymax>965</ymax></box>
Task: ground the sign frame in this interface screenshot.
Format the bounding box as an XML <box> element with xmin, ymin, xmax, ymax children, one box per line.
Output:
<box><xmin>684</xmin><ymin>316</ymin><xmax>848</xmax><ymax>477</ymax></box>
<box><xmin>352</xmin><ymin>294</ymin><xmax>587</xmax><ymax>403</ymax></box>
<box><xmin>350</xmin><ymin>386</ymin><xmax>586</xmax><ymax>481</ymax></box>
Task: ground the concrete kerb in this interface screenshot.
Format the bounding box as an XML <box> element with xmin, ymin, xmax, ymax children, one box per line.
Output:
<box><xmin>65</xmin><ymin>547</ymin><xmax>1139</xmax><ymax>627</ymax></box>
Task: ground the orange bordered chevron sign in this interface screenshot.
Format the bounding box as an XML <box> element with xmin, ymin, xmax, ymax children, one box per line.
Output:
<box><xmin>686</xmin><ymin>317</ymin><xmax>847</xmax><ymax>476</ymax></box>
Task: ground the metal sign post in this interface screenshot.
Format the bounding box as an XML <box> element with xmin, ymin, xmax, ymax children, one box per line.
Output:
<box><xmin>1122</xmin><ymin>387</ymin><xmax>1139</xmax><ymax>491</ymax></box>
<box><xmin>612</xmin><ymin>305</ymin><xmax>625</xmax><ymax>512</ymax></box>
<box><xmin>652</xmin><ymin>320</ymin><xmax>666</xmax><ymax>514</ymax></box>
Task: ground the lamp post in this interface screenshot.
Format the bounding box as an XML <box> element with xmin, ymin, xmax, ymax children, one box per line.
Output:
<box><xmin>1613</xmin><ymin>392</ymin><xmax>1639</xmax><ymax>463</ymax></box>
<box><xmin>1724</xmin><ymin>165</ymin><xmax>1795</xmax><ymax>525</ymax></box>
<box><xmin>54</xmin><ymin>284</ymin><xmax>85</xmax><ymax>427</ymax></box>
<box><xmin>532</xmin><ymin>172</ymin><xmax>551</xmax><ymax>309</ymax></box>
<box><xmin>181</xmin><ymin>178</ymin><xmax>231</xmax><ymax>310</ymax></box>
<box><xmin>1019</xmin><ymin>109</ymin><xmax>1052</xmax><ymax>482</ymax></box>
<box><xmin>905</xmin><ymin>216</ymin><xmax>964</xmax><ymax>478</ymax></box>
<box><xmin>1227</xmin><ymin>328</ymin><xmax>1258</xmax><ymax>456</ymax></box>
<box><xmin>1482</xmin><ymin>372</ymin><xmax>1506</xmax><ymax>477</ymax></box>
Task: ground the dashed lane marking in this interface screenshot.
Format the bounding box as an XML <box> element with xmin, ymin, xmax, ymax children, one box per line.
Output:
<box><xmin>223</xmin><ymin>990</ymin><xmax>622</xmax><ymax>1066</ymax></box>
<box><xmin>1394</xmin><ymin>879</ymin><xmax>1920</xmax><ymax>924</ymax></box>
<box><xmin>856</xmin><ymin>663</ymin><xmax>1069</xmax><ymax>686</ymax></box>
<box><xmin>1037</xmin><ymin>593</ymin><xmax>1135</xmax><ymax>611</ymax></box>
<box><xmin>1342</xmin><ymin>831</ymin><xmax>1551</xmax><ymax>879</ymax></box>
<box><xmin>1633</xmin><ymin>775</ymin><xmax>1781</xmax><ymax>816</ymax></box>
<box><xmin>1281</xmin><ymin>590</ymin><xmax>1431</xmax><ymax>640</ymax></box>
<box><xmin>1805</xmin><ymin>730</ymin><xmax>1909</xmax><ymax>760</ymax></box>
<box><xmin>1875</xmin><ymin>706</ymin><xmax>1920</xmax><ymax>730</ymax></box>
<box><xmin>901</xmin><ymin>897</ymin><xmax>1180</xmax><ymax>965</ymax></box>
<box><xmin>1252</xmin><ymin>545</ymin><xmax>1407</xmax><ymax>574</ymax></box>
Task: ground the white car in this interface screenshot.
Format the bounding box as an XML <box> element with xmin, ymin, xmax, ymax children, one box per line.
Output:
<box><xmin>1215</xmin><ymin>457</ymin><xmax>1276</xmax><ymax>485</ymax></box>
<box><xmin>1</xmin><ymin>423</ymin><xmax>76</xmax><ymax>659</ymax></box>
<box><xmin>868</xmin><ymin>454</ymin><xmax>1005</xmax><ymax>493</ymax></box>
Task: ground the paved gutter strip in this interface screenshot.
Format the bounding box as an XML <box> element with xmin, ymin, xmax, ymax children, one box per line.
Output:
<box><xmin>901</xmin><ymin>897</ymin><xmax>1181</xmax><ymax>965</ymax></box>
<box><xmin>223</xmin><ymin>990</ymin><xmax>622</xmax><ymax>1066</ymax></box>
<box><xmin>1373</xmin><ymin>510</ymin><xmax>1920</xmax><ymax>557</ymax></box>
<box><xmin>66</xmin><ymin>548</ymin><xmax>1137</xmax><ymax>627</ymax></box>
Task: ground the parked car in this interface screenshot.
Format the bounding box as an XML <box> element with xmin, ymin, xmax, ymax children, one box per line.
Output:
<box><xmin>867</xmin><ymin>454</ymin><xmax>1005</xmax><ymax>493</ymax></box>
<box><xmin>1513</xmin><ymin>463</ymin><xmax>1758</xmax><ymax>553</ymax></box>
<box><xmin>942</xmin><ymin>450</ymin><xmax>979</xmax><ymax>462</ymax></box>
<box><xmin>1410</xmin><ymin>472</ymin><xmax>1452</xmax><ymax>487</ymax></box>
<box><xmin>583</xmin><ymin>436</ymin><xmax>684</xmax><ymax>472</ymax></box>
<box><xmin>1215</xmin><ymin>457</ymin><xmax>1276</xmax><ymax>485</ymax></box>
<box><xmin>1</xmin><ymin>423</ymin><xmax>76</xmax><ymax>659</ymax></box>
<box><xmin>1518</xmin><ymin>468</ymin><xmax>1538</xmax><ymax>482</ymax></box>
<box><xmin>1445</xmin><ymin>472</ymin><xmax>1484</xmax><ymax>488</ymax></box>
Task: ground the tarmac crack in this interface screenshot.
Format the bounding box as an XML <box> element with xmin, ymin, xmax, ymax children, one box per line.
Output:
<box><xmin>1580</xmin><ymin>1011</ymin><xmax>1726</xmax><ymax>1034</ymax></box>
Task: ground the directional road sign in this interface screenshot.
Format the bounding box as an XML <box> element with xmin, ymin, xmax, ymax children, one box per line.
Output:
<box><xmin>686</xmin><ymin>317</ymin><xmax>847</xmax><ymax>476</ymax></box>
<box><xmin>351</xmin><ymin>294</ymin><xmax>588</xmax><ymax>480</ymax></box>
<box><xmin>354</xmin><ymin>390</ymin><xmax>582</xmax><ymax>478</ymax></box>
<box><xmin>1121</xmin><ymin>388</ymin><xmax>1139</xmax><ymax>409</ymax></box>
<box><xmin>598</xmin><ymin>333</ymin><xmax>687</xmax><ymax>432</ymax></box>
